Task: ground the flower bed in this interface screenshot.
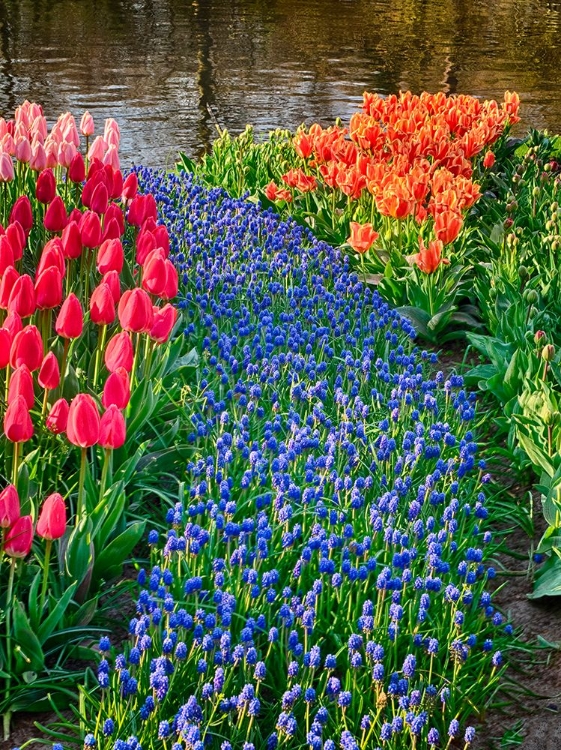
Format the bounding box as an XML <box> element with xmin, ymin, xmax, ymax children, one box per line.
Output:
<box><xmin>60</xmin><ymin>170</ymin><xmax>513</xmax><ymax>750</ymax></box>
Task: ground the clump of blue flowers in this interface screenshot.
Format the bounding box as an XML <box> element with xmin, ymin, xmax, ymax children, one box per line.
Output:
<box><xmin>75</xmin><ymin>170</ymin><xmax>510</xmax><ymax>749</ymax></box>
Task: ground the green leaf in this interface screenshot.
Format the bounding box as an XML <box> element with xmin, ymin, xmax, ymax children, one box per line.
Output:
<box><xmin>530</xmin><ymin>555</ymin><xmax>561</xmax><ymax>598</ymax></box>
<box><xmin>93</xmin><ymin>521</ymin><xmax>146</xmax><ymax>582</ymax></box>
<box><xmin>178</xmin><ymin>153</ymin><xmax>196</xmax><ymax>173</ymax></box>
<box><xmin>37</xmin><ymin>582</ymin><xmax>77</xmax><ymax>644</ymax></box>
<box><xmin>517</xmin><ymin>431</ymin><xmax>555</xmax><ymax>477</ymax></box>
<box><xmin>12</xmin><ymin>600</ymin><xmax>45</xmax><ymax>673</ymax></box>
<box><xmin>63</xmin><ymin>517</ymin><xmax>94</xmax><ymax>587</ymax></box>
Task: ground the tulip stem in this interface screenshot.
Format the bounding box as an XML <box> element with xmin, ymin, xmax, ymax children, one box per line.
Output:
<box><xmin>11</xmin><ymin>442</ymin><xmax>19</xmax><ymax>488</ymax></box>
<box><xmin>77</xmin><ymin>447</ymin><xmax>88</xmax><ymax>517</ymax></box>
<box><xmin>99</xmin><ymin>448</ymin><xmax>112</xmax><ymax>504</ymax></box>
<box><xmin>59</xmin><ymin>339</ymin><xmax>70</xmax><ymax>397</ymax></box>
<box><xmin>3</xmin><ymin>557</ymin><xmax>16</xmax><ymax>740</ymax></box>
<box><xmin>93</xmin><ymin>325</ymin><xmax>108</xmax><ymax>389</ymax></box>
<box><xmin>39</xmin><ymin>539</ymin><xmax>52</xmax><ymax>616</ymax></box>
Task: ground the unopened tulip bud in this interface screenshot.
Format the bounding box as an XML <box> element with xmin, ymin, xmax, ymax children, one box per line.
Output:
<box><xmin>36</xmin><ymin>493</ymin><xmax>67</xmax><ymax>540</ymax></box>
<box><xmin>80</xmin><ymin>111</ymin><xmax>95</xmax><ymax>137</ymax></box>
<box><xmin>0</xmin><ymin>484</ymin><xmax>20</xmax><ymax>528</ymax></box>
<box><xmin>90</xmin><ymin>283</ymin><xmax>116</xmax><ymax>325</ymax></box>
<box><xmin>55</xmin><ymin>293</ymin><xmax>84</xmax><ymax>339</ymax></box>
<box><xmin>68</xmin><ymin>152</ymin><xmax>86</xmax><ymax>184</ymax></box>
<box><xmin>4</xmin><ymin>394</ymin><xmax>34</xmax><ymax>442</ymax></box>
<box><xmin>8</xmin><ymin>365</ymin><xmax>35</xmax><ymax>409</ymax></box>
<box><xmin>35</xmin><ymin>169</ymin><xmax>57</xmax><ymax>204</ymax></box>
<box><xmin>534</xmin><ymin>330</ymin><xmax>546</xmax><ymax>344</ymax></box>
<box><xmin>542</xmin><ymin>344</ymin><xmax>555</xmax><ymax>362</ymax></box>
<box><xmin>44</xmin><ymin>195</ymin><xmax>68</xmax><ymax>233</ymax></box>
<box><xmin>46</xmin><ymin>398</ymin><xmax>69</xmax><ymax>434</ymax></box>
<box><xmin>4</xmin><ymin>514</ymin><xmax>33</xmax><ymax>558</ymax></box>
<box><xmin>38</xmin><ymin>351</ymin><xmax>61</xmax><ymax>390</ymax></box>
<box><xmin>105</xmin><ymin>331</ymin><xmax>133</xmax><ymax>372</ymax></box>
<box><xmin>518</xmin><ymin>265</ymin><xmax>529</xmax><ymax>280</ymax></box>
<box><xmin>99</xmin><ymin>404</ymin><xmax>126</xmax><ymax>449</ymax></box>
<box><xmin>102</xmin><ymin>367</ymin><xmax>130</xmax><ymax>409</ymax></box>
<box><xmin>66</xmin><ymin>393</ymin><xmax>100</xmax><ymax>448</ymax></box>
<box><xmin>524</xmin><ymin>288</ymin><xmax>539</xmax><ymax>304</ymax></box>
<box><xmin>10</xmin><ymin>325</ymin><xmax>43</xmax><ymax>371</ymax></box>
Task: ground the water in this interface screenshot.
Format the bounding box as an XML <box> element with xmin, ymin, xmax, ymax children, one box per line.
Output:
<box><xmin>1</xmin><ymin>0</ymin><xmax>560</xmax><ymax>167</ymax></box>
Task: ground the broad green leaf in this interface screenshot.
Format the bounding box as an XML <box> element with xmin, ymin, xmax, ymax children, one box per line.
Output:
<box><xmin>13</xmin><ymin>600</ymin><xmax>45</xmax><ymax>673</ymax></box>
<box><xmin>37</xmin><ymin>582</ymin><xmax>77</xmax><ymax>644</ymax></box>
<box><xmin>93</xmin><ymin>521</ymin><xmax>146</xmax><ymax>582</ymax></box>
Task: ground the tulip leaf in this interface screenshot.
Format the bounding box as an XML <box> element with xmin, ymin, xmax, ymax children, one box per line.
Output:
<box><xmin>13</xmin><ymin>600</ymin><xmax>45</xmax><ymax>673</ymax></box>
<box><xmin>529</xmin><ymin>555</ymin><xmax>561</xmax><ymax>598</ymax></box>
<box><xmin>93</xmin><ymin>520</ymin><xmax>146</xmax><ymax>582</ymax></box>
<box><xmin>95</xmin><ymin>488</ymin><xmax>127</xmax><ymax>552</ymax></box>
<box><xmin>37</xmin><ymin>582</ymin><xmax>77</xmax><ymax>644</ymax></box>
<box><xmin>64</xmin><ymin>517</ymin><xmax>94</xmax><ymax>587</ymax></box>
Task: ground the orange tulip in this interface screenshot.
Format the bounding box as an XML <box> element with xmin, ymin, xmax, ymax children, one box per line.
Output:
<box><xmin>347</xmin><ymin>222</ymin><xmax>379</xmax><ymax>254</ymax></box>
<box><xmin>414</xmin><ymin>237</ymin><xmax>449</xmax><ymax>274</ymax></box>
<box><xmin>434</xmin><ymin>211</ymin><xmax>463</xmax><ymax>245</ymax></box>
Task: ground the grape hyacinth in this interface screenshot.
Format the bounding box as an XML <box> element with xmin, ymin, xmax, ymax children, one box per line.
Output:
<box><xmin>74</xmin><ymin>170</ymin><xmax>510</xmax><ymax>749</ymax></box>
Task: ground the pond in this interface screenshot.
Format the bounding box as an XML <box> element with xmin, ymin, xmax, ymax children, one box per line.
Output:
<box><xmin>1</xmin><ymin>0</ymin><xmax>561</xmax><ymax>166</ymax></box>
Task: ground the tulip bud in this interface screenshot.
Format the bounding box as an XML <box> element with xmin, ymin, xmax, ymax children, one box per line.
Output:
<box><xmin>80</xmin><ymin>111</ymin><xmax>95</xmax><ymax>137</ymax></box>
<box><xmin>97</xmin><ymin>238</ymin><xmax>124</xmax><ymax>274</ymax></box>
<box><xmin>99</xmin><ymin>404</ymin><xmax>126</xmax><ymax>449</ymax></box>
<box><xmin>37</xmin><ymin>237</ymin><xmax>66</xmax><ymax>278</ymax></box>
<box><xmin>0</xmin><ymin>327</ymin><xmax>12</xmax><ymax>368</ymax></box>
<box><xmin>10</xmin><ymin>325</ymin><xmax>43</xmax><ymax>371</ymax></box>
<box><xmin>35</xmin><ymin>266</ymin><xmax>63</xmax><ymax>310</ymax></box>
<box><xmin>102</xmin><ymin>367</ymin><xmax>130</xmax><ymax>409</ymax></box>
<box><xmin>55</xmin><ymin>293</ymin><xmax>84</xmax><ymax>339</ymax></box>
<box><xmin>5</xmin><ymin>221</ymin><xmax>25</xmax><ymax>260</ymax></box>
<box><xmin>61</xmin><ymin>220</ymin><xmax>82</xmax><ymax>259</ymax></box>
<box><xmin>46</xmin><ymin>398</ymin><xmax>69</xmax><ymax>434</ymax></box>
<box><xmin>150</xmin><ymin>303</ymin><xmax>178</xmax><ymax>344</ymax></box>
<box><xmin>518</xmin><ymin>265</ymin><xmax>529</xmax><ymax>280</ymax></box>
<box><xmin>534</xmin><ymin>330</ymin><xmax>546</xmax><ymax>344</ymax></box>
<box><xmin>4</xmin><ymin>514</ymin><xmax>33</xmax><ymax>558</ymax></box>
<box><xmin>101</xmin><ymin>217</ymin><xmax>121</xmax><ymax>243</ymax></box>
<box><xmin>0</xmin><ymin>484</ymin><xmax>20</xmax><ymax>528</ymax></box>
<box><xmin>542</xmin><ymin>344</ymin><xmax>555</xmax><ymax>362</ymax></box>
<box><xmin>90</xmin><ymin>182</ymin><xmax>109</xmax><ymax>215</ymax></box>
<box><xmin>79</xmin><ymin>210</ymin><xmax>102</xmax><ymax>248</ymax></box>
<box><xmin>8</xmin><ymin>365</ymin><xmax>35</xmax><ymax>409</ymax></box>
<box><xmin>4</xmin><ymin>394</ymin><xmax>34</xmax><ymax>442</ymax></box>
<box><xmin>68</xmin><ymin>152</ymin><xmax>86</xmax><ymax>183</ymax></box>
<box><xmin>67</xmin><ymin>393</ymin><xmax>100</xmax><ymax>448</ymax></box>
<box><xmin>9</xmin><ymin>196</ymin><xmax>33</xmax><ymax>235</ymax></box>
<box><xmin>162</xmin><ymin>261</ymin><xmax>178</xmax><ymax>300</ymax></box>
<box><xmin>35</xmin><ymin>168</ymin><xmax>57</xmax><ymax>204</ymax></box>
<box><xmin>3</xmin><ymin>311</ymin><xmax>23</xmax><ymax>339</ymax></box>
<box><xmin>142</xmin><ymin>248</ymin><xmax>167</xmax><ymax>296</ymax></box>
<box><xmin>44</xmin><ymin>195</ymin><xmax>68</xmax><ymax>233</ymax></box>
<box><xmin>0</xmin><ymin>234</ymin><xmax>14</xmax><ymax>276</ymax></box>
<box><xmin>118</xmin><ymin>288</ymin><xmax>154</xmax><ymax>333</ymax></box>
<box><xmin>102</xmin><ymin>270</ymin><xmax>121</xmax><ymax>303</ymax></box>
<box><xmin>524</xmin><ymin>288</ymin><xmax>539</xmax><ymax>305</ymax></box>
<box><xmin>36</xmin><ymin>493</ymin><xmax>67</xmax><ymax>540</ymax></box>
<box><xmin>38</xmin><ymin>352</ymin><xmax>61</xmax><ymax>390</ymax></box>
<box><xmin>0</xmin><ymin>268</ymin><xmax>19</xmax><ymax>313</ymax></box>
<box><xmin>104</xmin><ymin>203</ymin><xmax>125</xmax><ymax>236</ymax></box>
<box><xmin>90</xmin><ymin>283</ymin><xmax>116</xmax><ymax>325</ymax></box>
<box><xmin>105</xmin><ymin>331</ymin><xmax>133</xmax><ymax>372</ymax></box>
<box><xmin>0</xmin><ymin>152</ymin><xmax>14</xmax><ymax>182</ymax></box>
<box><xmin>122</xmin><ymin>172</ymin><xmax>138</xmax><ymax>202</ymax></box>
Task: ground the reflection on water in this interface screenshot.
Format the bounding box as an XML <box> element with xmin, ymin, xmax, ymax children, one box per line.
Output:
<box><xmin>1</xmin><ymin>0</ymin><xmax>561</xmax><ymax>166</ymax></box>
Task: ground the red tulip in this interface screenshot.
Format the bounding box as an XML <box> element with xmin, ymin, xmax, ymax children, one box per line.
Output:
<box><xmin>0</xmin><ymin>484</ymin><xmax>20</xmax><ymax>528</ymax></box>
<box><xmin>122</xmin><ymin>172</ymin><xmax>138</xmax><ymax>202</ymax></box>
<box><xmin>5</xmin><ymin>221</ymin><xmax>25</xmax><ymax>260</ymax></box>
<box><xmin>3</xmin><ymin>311</ymin><xmax>23</xmax><ymax>339</ymax></box>
<box><xmin>66</xmin><ymin>393</ymin><xmax>100</xmax><ymax>448</ymax></box>
<box><xmin>97</xmin><ymin>238</ymin><xmax>124</xmax><ymax>274</ymax></box>
<box><xmin>79</xmin><ymin>210</ymin><xmax>102</xmax><ymax>248</ymax></box>
<box><xmin>68</xmin><ymin>207</ymin><xmax>83</xmax><ymax>225</ymax></box>
<box><xmin>36</xmin><ymin>168</ymin><xmax>56</xmax><ymax>204</ymax></box>
<box><xmin>91</xmin><ymin>182</ymin><xmax>109</xmax><ymax>215</ymax></box>
<box><xmin>55</xmin><ymin>293</ymin><xmax>84</xmax><ymax>339</ymax></box>
<box><xmin>162</xmin><ymin>261</ymin><xmax>178</xmax><ymax>300</ymax></box>
<box><xmin>142</xmin><ymin>248</ymin><xmax>167</xmax><ymax>296</ymax></box>
<box><xmin>135</xmin><ymin>228</ymin><xmax>157</xmax><ymax>266</ymax></box>
<box><xmin>0</xmin><ymin>327</ymin><xmax>12</xmax><ymax>368</ymax></box>
<box><xmin>483</xmin><ymin>150</ymin><xmax>495</xmax><ymax>169</ymax></box>
<box><xmin>10</xmin><ymin>325</ymin><xmax>43</xmax><ymax>371</ymax></box>
<box><xmin>9</xmin><ymin>196</ymin><xmax>33</xmax><ymax>235</ymax></box>
<box><xmin>99</xmin><ymin>404</ymin><xmax>126</xmax><ymax>449</ymax></box>
<box><xmin>127</xmin><ymin>193</ymin><xmax>157</xmax><ymax>227</ymax></box>
<box><xmin>61</xmin><ymin>221</ymin><xmax>82</xmax><ymax>259</ymax></box>
<box><xmin>102</xmin><ymin>270</ymin><xmax>121</xmax><ymax>303</ymax></box>
<box><xmin>68</xmin><ymin>152</ymin><xmax>86</xmax><ymax>183</ymax></box>
<box><xmin>150</xmin><ymin>303</ymin><xmax>178</xmax><ymax>344</ymax></box>
<box><xmin>44</xmin><ymin>195</ymin><xmax>68</xmax><ymax>233</ymax></box>
<box><xmin>0</xmin><ymin>239</ymin><xmax>14</xmax><ymax>283</ymax></box>
<box><xmin>110</xmin><ymin>169</ymin><xmax>124</xmax><ymax>200</ymax></box>
<box><xmin>101</xmin><ymin>217</ymin><xmax>121</xmax><ymax>243</ymax></box>
<box><xmin>36</xmin><ymin>493</ymin><xmax>67</xmax><ymax>540</ymax></box>
<box><xmin>46</xmin><ymin>398</ymin><xmax>69</xmax><ymax>434</ymax></box>
<box><xmin>90</xmin><ymin>283</ymin><xmax>116</xmax><ymax>325</ymax></box>
<box><xmin>105</xmin><ymin>331</ymin><xmax>133</xmax><ymax>372</ymax></box>
<box><xmin>153</xmin><ymin>224</ymin><xmax>170</xmax><ymax>256</ymax></box>
<box><xmin>37</xmin><ymin>238</ymin><xmax>66</xmax><ymax>278</ymax></box>
<box><xmin>4</xmin><ymin>515</ymin><xmax>33</xmax><ymax>558</ymax></box>
<box><xmin>104</xmin><ymin>203</ymin><xmax>125</xmax><ymax>236</ymax></box>
<box><xmin>35</xmin><ymin>266</ymin><xmax>63</xmax><ymax>310</ymax></box>
<box><xmin>82</xmin><ymin>172</ymin><xmax>103</xmax><ymax>208</ymax></box>
<box><xmin>117</xmin><ymin>288</ymin><xmax>154</xmax><ymax>333</ymax></box>
<box><xmin>102</xmin><ymin>367</ymin><xmax>130</xmax><ymax>409</ymax></box>
<box><xmin>4</xmin><ymin>395</ymin><xmax>34</xmax><ymax>442</ymax></box>
<box><xmin>8</xmin><ymin>365</ymin><xmax>34</xmax><ymax>409</ymax></box>
<box><xmin>38</xmin><ymin>352</ymin><xmax>61</xmax><ymax>390</ymax></box>
<box><xmin>8</xmin><ymin>274</ymin><xmax>36</xmax><ymax>318</ymax></box>
<box><xmin>0</xmin><ymin>266</ymin><xmax>19</xmax><ymax>309</ymax></box>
